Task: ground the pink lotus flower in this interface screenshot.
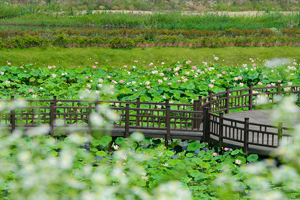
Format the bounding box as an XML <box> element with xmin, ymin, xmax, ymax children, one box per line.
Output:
<box><xmin>252</xmin><ymin>63</ymin><xmax>256</xmax><ymax>66</ymax></box>
<box><xmin>122</xmin><ymin>173</ymin><xmax>125</xmax><ymax>176</ymax></box>
<box><xmin>258</xmin><ymin>82</ymin><xmax>263</xmax><ymax>85</ymax></box>
<box><xmin>213</xmin><ymin>153</ymin><xmax>217</xmax><ymax>156</ymax></box>
<box><xmin>122</xmin><ymin>162</ymin><xmax>126</xmax><ymax>165</ymax></box>
<box><xmin>187</xmin><ymin>60</ymin><xmax>192</xmax><ymax>63</ymax></box>
<box><xmin>134</xmin><ymin>60</ymin><xmax>138</xmax><ymax>62</ymax></box>
<box><xmin>224</xmin><ymin>147</ymin><xmax>228</xmax><ymax>151</ymax></box>
<box><xmin>124</xmin><ymin>65</ymin><xmax>127</xmax><ymax>68</ymax></box>
<box><xmin>222</xmin><ymin>71</ymin><xmax>226</xmax><ymax>74</ymax></box>
<box><xmin>192</xmin><ymin>66</ymin><xmax>197</xmax><ymax>69</ymax></box>
<box><xmin>168</xmin><ymin>68</ymin><xmax>171</xmax><ymax>71</ymax></box>
<box><xmin>28</xmin><ymin>89</ymin><xmax>34</xmax><ymax>92</ymax></box>
<box><xmin>146</xmin><ymin>86</ymin><xmax>151</xmax><ymax>89</ymax></box>
<box><xmin>267</xmin><ymin>84</ymin><xmax>271</xmax><ymax>87</ymax></box>
<box><xmin>249</xmin><ymin>58</ymin><xmax>253</xmax><ymax>60</ymax></box>
<box><xmin>92</xmin><ymin>66</ymin><xmax>96</xmax><ymax>68</ymax></box>
<box><xmin>278</xmin><ymin>80</ymin><xmax>281</xmax><ymax>83</ymax></box>
<box><xmin>7</xmin><ymin>63</ymin><xmax>11</xmax><ymax>65</ymax></box>
<box><xmin>177</xmin><ymin>80</ymin><xmax>181</xmax><ymax>82</ymax></box>
<box><xmin>238</xmin><ymin>76</ymin><xmax>242</xmax><ymax>80</ymax></box>
<box><xmin>95</xmin><ymin>62</ymin><xmax>98</xmax><ymax>64</ymax></box>
<box><xmin>168</xmin><ymin>82</ymin><xmax>172</xmax><ymax>85</ymax></box>
<box><xmin>175</xmin><ymin>72</ymin><xmax>179</xmax><ymax>75</ymax></box>
<box><xmin>119</xmin><ymin>80</ymin><xmax>124</xmax><ymax>83</ymax></box>
<box><xmin>134</xmin><ymin>89</ymin><xmax>137</xmax><ymax>91</ymax></box>
<box><xmin>53</xmin><ymin>66</ymin><xmax>56</xmax><ymax>68</ymax></box>
<box><xmin>85</xmin><ymin>76</ymin><xmax>88</xmax><ymax>79</ymax></box>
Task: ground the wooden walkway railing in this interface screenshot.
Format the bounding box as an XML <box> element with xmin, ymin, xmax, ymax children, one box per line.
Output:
<box><xmin>1</xmin><ymin>84</ymin><xmax>298</xmax><ymax>155</ymax></box>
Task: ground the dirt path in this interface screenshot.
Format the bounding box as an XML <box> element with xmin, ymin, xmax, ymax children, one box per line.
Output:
<box><xmin>77</xmin><ymin>10</ymin><xmax>299</xmax><ymax>16</ymax></box>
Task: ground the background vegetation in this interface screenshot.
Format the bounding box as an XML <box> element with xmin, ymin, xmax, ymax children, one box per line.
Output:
<box><xmin>3</xmin><ymin>0</ymin><xmax>300</xmax><ymax>12</ymax></box>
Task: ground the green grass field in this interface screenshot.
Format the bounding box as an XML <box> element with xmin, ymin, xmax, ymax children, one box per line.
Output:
<box><xmin>1</xmin><ymin>46</ymin><xmax>299</xmax><ymax>68</ymax></box>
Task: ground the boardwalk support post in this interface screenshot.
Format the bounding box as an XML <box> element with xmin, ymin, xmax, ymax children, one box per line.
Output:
<box><xmin>278</xmin><ymin>122</ymin><xmax>283</xmax><ymax>146</ymax></box>
<box><xmin>136</xmin><ymin>97</ymin><xmax>140</xmax><ymax>126</ymax></box>
<box><xmin>248</xmin><ymin>84</ymin><xmax>253</xmax><ymax>110</ymax></box>
<box><xmin>125</xmin><ymin>103</ymin><xmax>130</xmax><ymax>138</ymax></box>
<box><xmin>11</xmin><ymin>95</ymin><xmax>15</xmax><ymax>132</ymax></box>
<box><xmin>225</xmin><ymin>87</ymin><xmax>230</xmax><ymax>114</ymax></box>
<box><xmin>244</xmin><ymin>117</ymin><xmax>249</xmax><ymax>154</ymax></box>
<box><xmin>50</xmin><ymin>102</ymin><xmax>54</xmax><ymax>136</ymax></box>
<box><xmin>203</xmin><ymin>107</ymin><xmax>211</xmax><ymax>143</ymax></box>
<box><xmin>219</xmin><ymin>112</ymin><xmax>224</xmax><ymax>150</ymax></box>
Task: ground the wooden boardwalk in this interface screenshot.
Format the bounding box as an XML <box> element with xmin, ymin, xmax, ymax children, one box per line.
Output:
<box><xmin>2</xmin><ymin>84</ymin><xmax>299</xmax><ymax>156</ymax></box>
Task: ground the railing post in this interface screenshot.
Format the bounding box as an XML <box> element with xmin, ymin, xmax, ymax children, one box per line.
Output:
<box><xmin>208</xmin><ymin>91</ymin><xmax>213</xmax><ymax>111</ymax></box>
<box><xmin>166</xmin><ymin>105</ymin><xmax>171</xmax><ymax>141</ymax></box>
<box><xmin>244</xmin><ymin>117</ymin><xmax>249</xmax><ymax>154</ymax></box>
<box><xmin>198</xmin><ymin>95</ymin><xmax>203</xmax><ymax>110</ymax></box>
<box><xmin>136</xmin><ymin>97</ymin><xmax>140</xmax><ymax>126</ymax></box>
<box><xmin>193</xmin><ymin>100</ymin><xmax>198</xmax><ymax>129</ymax></box>
<box><xmin>277</xmin><ymin>82</ymin><xmax>282</xmax><ymax>95</ymax></box>
<box><xmin>278</xmin><ymin>122</ymin><xmax>282</xmax><ymax>146</ymax></box>
<box><xmin>225</xmin><ymin>87</ymin><xmax>230</xmax><ymax>114</ymax></box>
<box><xmin>197</xmin><ymin>99</ymin><xmax>202</xmax><ymax>129</ymax></box>
<box><xmin>50</xmin><ymin>102</ymin><xmax>54</xmax><ymax>136</ymax></box>
<box><xmin>88</xmin><ymin>102</ymin><xmax>92</xmax><ymax>133</ymax></box>
<box><xmin>125</xmin><ymin>103</ymin><xmax>130</xmax><ymax>138</ymax></box>
<box><xmin>11</xmin><ymin>95</ymin><xmax>15</xmax><ymax>132</ymax></box>
<box><xmin>53</xmin><ymin>96</ymin><xmax>57</xmax><ymax>120</ymax></box>
<box><xmin>203</xmin><ymin>107</ymin><xmax>211</xmax><ymax>143</ymax></box>
<box><xmin>219</xmin><ymin>112</ymin><xmax>224</xmax><ymax>149</ymax></box>
<box><xmin>165</xmin><ymin>99</ymin><xmax>169</xmax><ymax>107</ymax></box>
<box><xmin>248</xmin><ymin>84</ymin><xmax>253</xmax><ymax>110</ymax></box>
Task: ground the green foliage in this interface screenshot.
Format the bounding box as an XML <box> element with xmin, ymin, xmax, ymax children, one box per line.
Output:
<box><xmin>0</xmin><ymin>58</ymin><xmax>298</xmax><ymax>103</ymax></box>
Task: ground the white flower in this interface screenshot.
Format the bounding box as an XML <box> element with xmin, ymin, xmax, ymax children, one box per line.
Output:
<box><xmin>86</xmin><ymin>84</ymin><xmax>91</xmax><ymax>88</ymax></box>
<box><xmin>98</xmin><ymin>84</ymin><xmax>102</xmax><ymax>87</ymax></box>
<box><xmin>235</xmin><ymin>159</ymin><xmax>242</xmax><ymax>165</ymax></box>
<box><xmin>40</xmin><ymin>87</ymin><xmax>43</xmax><ymax>89</ymax></box>
<box><xmin>288</xmin><ymin>82</ymin><xmax>293</xmax><ymax>85</ymax></box>
<box><xmin>95</xmin><ymin>90</ymin><xmax>100</xmax><ymax>94</ymax></box>
<box><xmin>0</xmin><ymin>72</ymin><xmax>4</xmax><ymax>75</ymax></box>
<box><xmin>239</xmin><ymin>83</ymin><xmax>244</xmax><ymax>87</ymax></box>
<box><xmin>110</xmin><ymin>85</ymin><xmax>114</xmax><ymax>88</ymax></box>
<box><xmin>243</xmin><ymin>64</ymin><xmax>247</xmax><ymax>67</ymax></box>
<box><xmin>157</xmin><ymin>105</ymin><xmax>162</xmax><ymax>109</ymax></box>
<box><xmin>5</xmin><ymin>80</ymin><xmax>10</xmax><ymax>85</ymax></box>
<box><xmin>163</xmin><ymin>77</ymin><xmax>168</xmax><ymax>81</ymax></box>
<box><xmin>113</xmin><ymin>145</ymin><xmax>119</xmax><ymax>150</ymax></box>
<box><xmin>159</xmin><ymin>73</ymin><xmax>164</xmax><ymax>76</ymax></box>
<box><xmin>132</xmin><ymin>81</ymin><xmax>136</xmax><ymax>84</ymax></box>
<box><xmin>214</xmin><ymin>57</ymin><xmax>219</xmax><ymax>61</ymax></box>
<box><xmin>152</xmin><ymin>70</ymin><xmax>158</xmax><ymax>74</ymax></box>
<box><xmin>98</xmin><ymin>78</ymin><xmax>103</xmax><ymax>82</ymax></box>
<box><xmin>208</xmin><ymin>84</ymin><xmax>214</xmax><ymax>88</ymax></box>
<box><xmin>161</xmin><ymin>62</ymin><xmax>165</xmax><ymax>64</ymax></box>
<box><xmin>210</xmin><ymin>79</ymin><xmax>215</xmax><ymax>83</ymax></box>
<box><xmin>145</xmin><ymin>81</ymin><xmax>150</xmax><ymax>85</ymax></box>
<box><xmin>52</xmin><ymin>74</ymin><xmax>57</xmax><ymax>78</ymax></box>
<box><xmin>163</xmin><ymin>163</ymin><xmax>168</xmax><ymax>167</ymax></box>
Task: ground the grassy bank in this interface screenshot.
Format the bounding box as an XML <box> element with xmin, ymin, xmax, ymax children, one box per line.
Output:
<box><xmin>1</xmin><ymin>12</ymin><xmax>299</xmax><ymax>30</ymax></box>
<box><xmin>1</xmin><ymin>46</ymin><xmax>299</xmax><ymax>68</ymax></box>
<box><xmin>3</xmin><ymin>0</ymin><xmax>300</xmax><ymax>12</ymax></box>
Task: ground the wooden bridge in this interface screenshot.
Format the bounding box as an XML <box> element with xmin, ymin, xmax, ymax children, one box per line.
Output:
<box><xmin>2</xmin><ymin>84</ymin><xmax>298</xmax><ymax>155</ymax></box>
